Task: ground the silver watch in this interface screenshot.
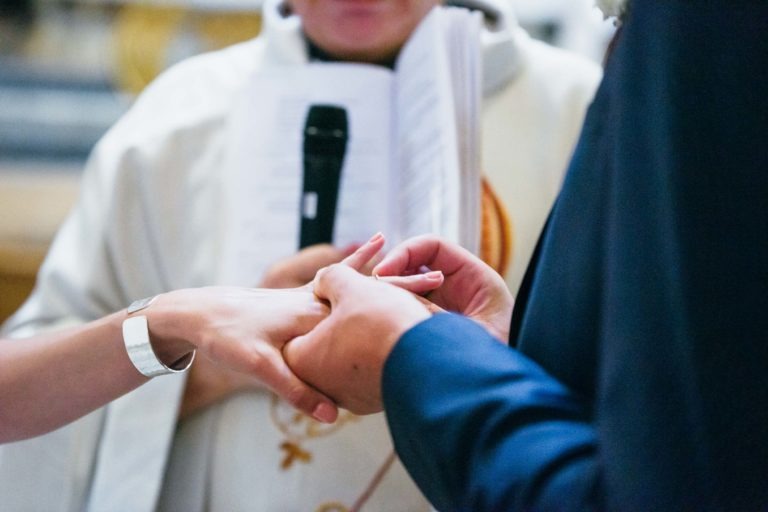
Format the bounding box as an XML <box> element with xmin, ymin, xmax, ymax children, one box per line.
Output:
<box><xmin>123</xmin><ymin>296</ymin><xmax>196</xmax><ymax>377</ymax></box>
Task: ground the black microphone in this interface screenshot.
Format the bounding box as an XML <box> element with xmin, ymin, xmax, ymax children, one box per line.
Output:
<box><xmin>299</xmin><ymin>104</ymin><xmax>349</xmax><ymax>249</ymax></box>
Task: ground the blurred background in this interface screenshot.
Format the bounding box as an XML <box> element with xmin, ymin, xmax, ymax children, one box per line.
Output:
<box><xmin>0</xmin><ymin>0</ymin><xmax>615</xmax><ymax>321</ymax></box>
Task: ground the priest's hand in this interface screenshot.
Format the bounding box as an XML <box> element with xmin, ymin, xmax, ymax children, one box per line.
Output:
<box><xmin>259</xmin><ymin>243</ymin><xmax>357</xmax><ymax>289</ymax></box>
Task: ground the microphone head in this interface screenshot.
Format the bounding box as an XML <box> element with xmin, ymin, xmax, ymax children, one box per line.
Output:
<box><xmin>304</xmin><ymin>104</ymin><xmax>348</xmax><ymax>156</ymax></box>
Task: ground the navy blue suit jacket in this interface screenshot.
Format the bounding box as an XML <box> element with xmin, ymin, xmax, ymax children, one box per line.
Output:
<box><xmin>382</xmin><ymin>1</ymin><xmax>768</xmax><ymax>510</ymax></box>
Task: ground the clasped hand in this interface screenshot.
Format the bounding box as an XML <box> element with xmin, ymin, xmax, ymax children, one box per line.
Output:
<box><xmin>181</xmin><ymin>233</ymin><xmax>511</xmax><ymax>423</ymax></box>
<box><xmin>284</xmin><ymin>233</ymin><xmax>513</xmax><ymax>416</ymax></box>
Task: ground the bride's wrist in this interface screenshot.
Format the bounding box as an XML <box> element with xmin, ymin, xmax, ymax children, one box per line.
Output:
<box><xmin>141</xmin><ymin>291</ymin><xmax>198</xmax><ymax>366</ymax></box>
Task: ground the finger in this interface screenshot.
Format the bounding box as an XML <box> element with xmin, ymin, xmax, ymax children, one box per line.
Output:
<box><xmin>284</xmin><ymin>296</ymin><xmax>331</xmax><ymax>337</ymax></box>
<box><xmin>376</xmin><ymin>271</ymin><xmax>444</xmax><ymax>294</ymax></box>
<box><xmin>371</xmin><ymin>234</ymin><xmax>436</xmax><ymax>276</ymax></box>
<box><xmin>357</xmin><ymin>251</ymin><xmax>384</xmax><ymax>277</ymax></box>
<box><xmin>313</xmin><ymin>263</ymin><xmax>374</xmax><ymax>308</ymax></box>
<box><xmin>242</xmin><ymin>345</ymin><xmax>338</xmax><ymax>423</ymax></box>
<box><xmin>260</xmin><ymin>244</ymin><xmax>348</xmax><ymax>288</ymax></box>
<box><xmin>341</xmin><ymin>232</ymin><xmax>385</xmax><ymax>271</ymax></box>
<box><xmin>294</xmin><ymin>244</ymin><xmax>350</xmax><ymax>282</ymax></box>
<box><xmin>373</xmin><ymin>235</ymin><xmax>477</xmax><ymax>278</ymax></box>
<box><xmin>283</xmin><ymin>315</ymin><xmax>344</xmax><ymax>397</ymax></box>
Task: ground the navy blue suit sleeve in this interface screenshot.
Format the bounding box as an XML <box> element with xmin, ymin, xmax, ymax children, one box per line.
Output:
<box><xmin>382</xmin><ymin>314</ymin><xmax>601</xmax><ymax>512</ymax></box>
<box><xmin>381</xmin><ymin>2</ymin><xmax>768</xmax><ymax>510</ymax></box>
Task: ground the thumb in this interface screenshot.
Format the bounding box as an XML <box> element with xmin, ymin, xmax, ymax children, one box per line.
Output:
<box><xmin>313</xmin><ymin>263</ymin><xmax>371</xmax><ymax>309</ymax></box>
<box><xmin>267</xmin><ymin>353</ymin><xmax>339</xmax><ymax>424</ymax></box>
<box><xmin>283</xmin><ymin>315</ymin><xmax>342</xmax><ymax>408</ymax></box>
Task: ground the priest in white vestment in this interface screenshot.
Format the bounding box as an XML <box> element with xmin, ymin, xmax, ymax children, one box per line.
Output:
<box><xmin>0</xmin><ymin>0</ymin><xmax>600</xmax><ymax>510</ymax></box>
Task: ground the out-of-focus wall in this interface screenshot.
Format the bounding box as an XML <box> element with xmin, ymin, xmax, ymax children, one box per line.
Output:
<box><xmin>0</xmin><ymin>163</ymin><xmax>81</xmax><ymax>323</ymax></box>
<box><xmin>511</xmin><ymin>0</ymin><xmax>616</xmax><ymax>63</ymax></box>
<box><xmin>0</xmin><ymin>0</ymin><xmax>264</xmax><ymax>323</ymax></box>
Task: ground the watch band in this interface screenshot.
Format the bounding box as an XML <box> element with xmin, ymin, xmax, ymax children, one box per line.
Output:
<box><xmin>123</xmin><ymin>296</ymin><xmax>196</xmax><ymax>377</ymax></box>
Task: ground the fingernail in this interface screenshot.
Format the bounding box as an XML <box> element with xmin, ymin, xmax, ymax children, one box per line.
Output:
<box><xmin>312</xmin><ymin>402</ymin><xmax>338</xmax><ymax>423</ymax></box>
<box><xmin>425</xmin><ymin>271</ymin><xmax>443</xmax><ymax>280</ymax></box>
<box><xmin>368</xmin><ymin>232</ymin><xmax>384</xmax><ymax>244</ymax></box>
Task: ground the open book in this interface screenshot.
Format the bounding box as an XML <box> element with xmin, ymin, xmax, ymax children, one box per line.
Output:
<box><xmin>220</xmin><ymin>6</ymin><xmax>483</xmax><ymax>285</ymax></box>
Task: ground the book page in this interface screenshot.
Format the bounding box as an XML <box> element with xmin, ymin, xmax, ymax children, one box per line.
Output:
<box><xmin>392</xmin><ymin>7</ymin><xmax>482</xmax><ymax>252</ymax></box>
<box><xmin>446</xmin><ymin>7</ymin><xmax>483</xmax><ymax>254</ymax></box>
<box><xmin>219</xmin><ymin>63</ymin><xmax>395</xmax><ymax>285</ymax></box>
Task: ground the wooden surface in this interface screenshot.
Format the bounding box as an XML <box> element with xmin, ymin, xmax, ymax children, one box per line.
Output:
<box><xmin>0</xmin><ymin>167</ymin><xmax>79</xmax><ymax>325</ymax></box>
<box><xmin>0</xmin><ymin>241</ymin><xmax>47</xmax><ymax>325</ymax></box>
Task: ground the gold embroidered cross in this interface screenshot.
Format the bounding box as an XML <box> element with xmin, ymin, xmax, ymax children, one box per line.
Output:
<box><xmin>279</xmin><ymin>440</ymin><xmax>312</xmax><ymax>469</ymax></box>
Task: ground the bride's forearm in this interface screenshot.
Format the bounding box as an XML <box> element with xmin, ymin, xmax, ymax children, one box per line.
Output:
<box><xmin>0</xmin><ymin>311</ymin><xmax>146</xmax><ymax>443</ymax></box>
<box><xmin>0</xmin><ymin>292</ymin><xmax>195</xmax><ymax>444</ymax></box>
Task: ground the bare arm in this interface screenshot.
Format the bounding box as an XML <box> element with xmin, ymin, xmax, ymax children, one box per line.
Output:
<box><xmin>0</xmin><ymin>285</ymin><xmax>330</xmax><ymax>444</ymax></box>
<box><xmin>0</xmin><ymin>309</ymin><xmax>148</xmax><ymax>443</ymax></box>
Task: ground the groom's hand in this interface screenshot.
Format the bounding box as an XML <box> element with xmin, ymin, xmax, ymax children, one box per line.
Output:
<box><xmin>284</xmin><ymin>264</ymin><xmax>430</xmax><ymax>415</ymax></box>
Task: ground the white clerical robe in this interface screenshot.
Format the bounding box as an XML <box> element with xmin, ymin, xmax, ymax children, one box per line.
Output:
<box><xmin>0</xmin><ymin>0</ymin><xmax>600</xmax><ymax>510</ymax></box>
